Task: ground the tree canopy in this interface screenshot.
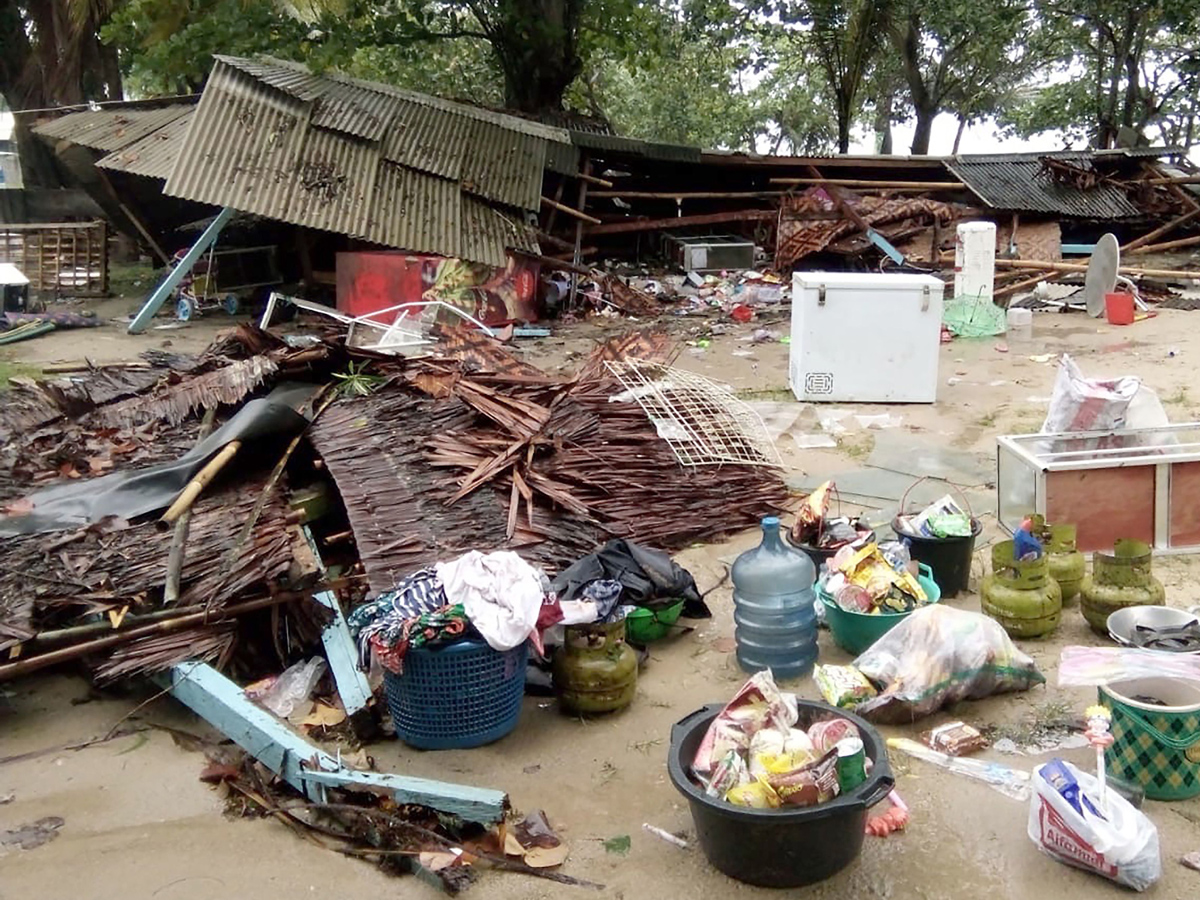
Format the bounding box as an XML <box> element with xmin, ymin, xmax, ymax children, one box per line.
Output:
<box><xmin>3</xmin><ymin>0</ymin><xmax>1200</xmax><ymax>158</ymax></box>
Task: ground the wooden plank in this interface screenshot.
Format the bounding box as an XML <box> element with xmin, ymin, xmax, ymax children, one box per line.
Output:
<box><xmin>586</xmin><ymin>209</ymin><xmax>776</xmax><ymax>235</ymax></box>
<box><xmin>769</xmin><ymin>177</ymin><xmax>966</xmax><ymax>190</ymax></box>
<box><xmin>1169</xmin><ymin>460</ymin><xmax>1200</xmax><ymax>547</ymax></box>
<box><xmin>165</xmin><ymin>662</ymin><xmax>508</xmax><ymax>824</ymax></box>
<box><xmin>1121</xmin><ymin>206</ymin><xmax>1200</xmax><ymax>251</ymax></box>
<box><xmin>1046</xmin><ymin>466</ymin><xmax>1155</xmax><ymax>552</ymax></box>
<box><xmin>540</xmin><ymin>195</ymin><xmax>601</xmax><ymax>225</ymax></box>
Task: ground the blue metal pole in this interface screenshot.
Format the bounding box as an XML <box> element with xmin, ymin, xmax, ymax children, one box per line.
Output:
<box><xmin>127</xmin><ymin>206</ymin><xmax>235</xmax><ymax>334</ymax></box>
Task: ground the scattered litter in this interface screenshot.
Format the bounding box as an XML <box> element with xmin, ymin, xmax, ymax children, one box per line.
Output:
<box><xmin>854</xmin><ymin>414</ymin><xmax>902</xmax><ymax>430</ymax></box>
<box><xmin>0</xmin><ymin>792</ymin><xmax>12</xmax><ymax>805</ymax></box>
<box><xmin>994</xmin><ymin>342</ymin><xmax>1009</xmax><ymax>353</ymax></box>
<box><xmin>1182</xmin><ymin>851</ymin><xmax>1200</xmax><ymax>872</ymax></box>
<box><xmin>603</xmin><ymin>834</ymin><xmax>632</xmax><ymax>855</ymax></box>
<box><xmin>1029</xmin><ymin>354</ymin><xmax>1055</xmax><ymax>363</ymax></box>
<box><xmin>888</xmin><ymin>738</ymin><xmax>1031</xmax><ymax>800</ymax></box>
<box><xmin>792</xmin><ymin>433</ymin><xmax>838</xmax><ymax>449</ymax></box>
<box><xmin>643</xmin><ymin>823</ymin><xmax>688</xmax><ymax>849</ymax></box>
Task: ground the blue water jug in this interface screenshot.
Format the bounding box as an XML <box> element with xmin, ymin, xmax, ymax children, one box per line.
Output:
<box><xmin>731</xmin><ymin>516</ymin><xmax>818</xmax><ymax>680</ymax></box>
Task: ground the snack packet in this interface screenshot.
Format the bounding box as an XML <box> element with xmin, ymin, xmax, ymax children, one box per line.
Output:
<box><xmin>814</xmin><ymin>664</ymin><xmax>877</xmax><ymax>709</ymax></box>
<box><xmin>764</xmin><ymin>747</ymin><xmax>841</xmax><ymax>807</ymax></box>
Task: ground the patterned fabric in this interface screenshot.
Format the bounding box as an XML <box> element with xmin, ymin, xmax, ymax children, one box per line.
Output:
<box><xmin>348</xmin><ymin>567</ymin><xmax>450</xmax><ymax>670</ymax></box>
<box><xmin>368</xmin><ymin>604</ymin><xmax>471</xmax><ymax>674</ymax></box>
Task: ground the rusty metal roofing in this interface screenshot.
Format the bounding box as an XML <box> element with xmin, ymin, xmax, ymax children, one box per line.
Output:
<box><xmin>164</xmin><ymin>60</ymin><xmax>537</xmax><ymax>267</ymax></box>
<box><xmin>33</xmin><ymin>105</ymin><xmax>194</xmax><ymax>153</ymax></box>
<box><xmin>946</xmin><ymin>152</ymin><xmax>1147</xmax><ymax>218</ymax></box>
<box><xmin>96</xmin><ymin>108</ymin><xmax>194</xmax><ymax>180</ymax></box>
<box><xmin>210</xmin><ymin>56</ymin><xmax>564</xmax><ymax>210</ymax></box>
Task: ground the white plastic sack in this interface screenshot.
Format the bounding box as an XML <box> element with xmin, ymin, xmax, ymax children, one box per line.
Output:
<box><xmin>1027</xmin><ymin>760</ymin><xmax>1161</xmax><ymax>891</ymax></box>
<box><xmin>1039</xmin><ymin>355</ymin><xmax>1173</xmax><ymax>453</ymax></box>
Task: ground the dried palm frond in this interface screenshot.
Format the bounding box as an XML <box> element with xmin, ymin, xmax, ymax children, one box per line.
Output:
<box><xmin>94</xmin><ymin>357</ymin><xmax>278</xmax><ymax>428</ymax></box>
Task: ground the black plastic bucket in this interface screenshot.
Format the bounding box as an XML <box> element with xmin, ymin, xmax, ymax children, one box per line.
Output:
<box><xmin>893</xmin><ymin>516</ymin><xmax>981</xmax><ymax>597</ymax></box>
<box><xmin>667</xmin><ymin>702</ymin><xmax>893</xmax><ymax>887</ymax></box>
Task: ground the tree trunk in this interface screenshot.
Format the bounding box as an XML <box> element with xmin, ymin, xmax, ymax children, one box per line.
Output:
<box><xmin>484</xmin><ymin>0</ymin><xmax>583</xmax><ymax>113</ymax></box>
<box><xmin>874</xmin><ymin>85</ymin><xmax>894</xmax><ymax>154</ymax></box>
<box><xmin>836</xmin><ymin>96</ymin><xmax>853</xmax><ymax>154</ymax></box>
<box><xmin>951</xmin><ymin>114</ymin><xmax>967</xmax><ymax>154</ymax></box>
<box><xmin>910</xmin><ymin>106</ymin><xmax>936</xmax><ymax>154</ymax></box>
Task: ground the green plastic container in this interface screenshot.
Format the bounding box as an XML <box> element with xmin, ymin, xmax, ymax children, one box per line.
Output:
<box><xmin>624</xmin><ymin>599</ymin><xmax>685</xmax><ymax>644</ymax></box>
<box><xmin>818</xmin><ymin>564</ymin><xmax>941</xmax><ymax>655</ymax></box>
<box><xmin>1100</xmin><ymin>676</ymin><xmax>1200</xmax><ymax>801</ymax></box>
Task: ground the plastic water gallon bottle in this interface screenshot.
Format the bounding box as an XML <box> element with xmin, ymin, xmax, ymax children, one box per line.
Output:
<box><xmin>731</xmin><ymin>516</ymin><xmax>818</xmax><ymax>680</ymax></box>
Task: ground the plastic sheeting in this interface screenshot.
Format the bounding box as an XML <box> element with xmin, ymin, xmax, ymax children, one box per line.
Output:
<box><xmin>0</xmin><ymin>384</ymin><xmax>316</xmax><ymax>536</ymax></box>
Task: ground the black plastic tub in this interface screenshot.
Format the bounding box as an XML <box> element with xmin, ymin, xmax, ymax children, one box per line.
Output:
<box><xmin>796</xmin><ymin>530</ymin><xmax>877</xmax><ymax>572</ymax></box>
<box><xmin>667</xmin><ymin>702</ymin><xmax>893</xmax><ymax>888</ymax></box>
<box><xmin>893</xmin><ymin>516</ymin><xmax>982</xmax><ymax>598</ymax></box>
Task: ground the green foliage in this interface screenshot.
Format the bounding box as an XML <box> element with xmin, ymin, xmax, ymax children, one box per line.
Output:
<box><xmin>102</xmin><ymin>0</ymin><xmax>315</xmax><ymax>95</ymax></box>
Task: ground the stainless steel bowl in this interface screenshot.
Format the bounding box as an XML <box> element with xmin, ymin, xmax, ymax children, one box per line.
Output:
<box><xmin>1107</xmin><ymin>605</ymin><xmax>1200</xmax><ymax>653</ymax></box>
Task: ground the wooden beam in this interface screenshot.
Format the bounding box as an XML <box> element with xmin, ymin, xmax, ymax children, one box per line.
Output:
<box><xmin>939</xmin><ymin>254</ymin><xmax>1200</xmax><ymax>280</ymax></box>
<box><xmin>540</xmin><ymin>195</ymin><xmax>601</xmax><ymax>225</ymax></box>
<box><xmin>164</xmin><ymin>661</ymin><xmax>508</xmax><ymax>824</ymax></box>
<box><xmin>1121</xmin><ymin>206</ymin><xmax>1200</xmax><ymax>251</ymax></box>
<box><xmin>589</xmin><ymin>190</ymin><xmax>789</xmax><ymax>199</ymax></box>
<box><xmin>569</xmin><ymin>154</ymin><xmax>591</xmax><ymax>307</ymax></box>
<box><xmin>1125</xmin><ymin>233</ymin><xmax>1200</xmax><ymax>255</ymax></box>
<box><xmin>769</xmin><ymin>178</ymin><xmax>966</xmax><ymax>190</ymax></box>
<box><xmin>574</xmin><ymin>171</ymin><xmax>613</xmax><ymax>188</ymax></box>
<box><xmin>586</xmin><ymin>209</ymin><xmax>777</xmax><ymax>235</ymax></box>
<box><xmin>1146</xmin><ymin>175</ymin><xmax>1200</xmax><ymax>185</ymax></box>
<box><xmin>994</xmin><ymin>270</ymin><xmax>1059</xmax><ymax>300</ymax></box>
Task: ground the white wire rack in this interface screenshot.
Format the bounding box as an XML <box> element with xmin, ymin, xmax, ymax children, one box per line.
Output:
<box><xmin>604</xmin><ymin>359</ymin><xmax>784</xmax><ymax>468</ymax></box>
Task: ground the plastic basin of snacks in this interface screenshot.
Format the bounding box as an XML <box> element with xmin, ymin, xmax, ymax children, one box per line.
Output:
<box><xmin>667</xmin><ymin>701</ymin><xmax>893</xmax><ymax>887</ymax></box>
<box><xmin>818</xmin><ymin>563</ymin><xmax>941</xmax><ymax>655</ymax></box>
<box><xmin>625</xmin><ymin>599</ymin><xmax>686</xmax><ymax>644</ymax></box>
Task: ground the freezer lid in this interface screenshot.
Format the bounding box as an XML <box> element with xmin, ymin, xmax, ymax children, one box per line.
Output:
<box><xmin>793</xmin><ymin>271</ymin><xmax>945</xmax><ymax>291</ymax></box>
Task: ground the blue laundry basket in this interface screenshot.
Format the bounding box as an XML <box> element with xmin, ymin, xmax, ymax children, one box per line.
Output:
<box><xmin>383</xmin><ymin>639</ymin><xmax>528</xmax><ymax>750</ymax></box>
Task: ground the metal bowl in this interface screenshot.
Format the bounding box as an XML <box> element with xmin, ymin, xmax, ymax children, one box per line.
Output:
<box><xmin>1107</xmin><ymin>605</ymin><xmax>1200</xmax><ymax>653</ymax></box>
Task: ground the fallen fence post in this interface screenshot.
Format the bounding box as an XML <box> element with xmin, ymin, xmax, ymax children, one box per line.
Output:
<box><xmin>163</xmin><ymin>661</ymin><xmax>509</xmax><ymax>824</ymax></box>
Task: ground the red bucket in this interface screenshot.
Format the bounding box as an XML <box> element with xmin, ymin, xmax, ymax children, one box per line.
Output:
<box><xmin>1105</xmin><ymin>292</ymin><xmax>1135</xmax><ymax>326</ymax></box>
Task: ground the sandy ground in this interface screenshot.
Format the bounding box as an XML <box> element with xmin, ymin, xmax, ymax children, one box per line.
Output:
<box><xmin>3</xmin><ymin>301</ymin><xmax>1200</xmax><ymax>899</ymax></box>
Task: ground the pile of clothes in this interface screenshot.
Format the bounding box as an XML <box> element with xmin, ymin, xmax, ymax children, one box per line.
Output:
<box><xmin>348</xmin><ymin>539</ymin><xmax>707</xmax><ymax>673</ymax></box>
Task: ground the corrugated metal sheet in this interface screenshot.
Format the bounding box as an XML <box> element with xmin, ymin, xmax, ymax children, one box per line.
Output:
<box><xmin>567</xmin><ymin>130</ymin><xmax>701</xmax><ymax>163</ymax></box>
<box><xmin>34</xmin><ymin>105</ymin><xmax>193</xmax><ymax>152</ymax></box>
<box><xmin>948</xmin><ymin>153</ymin><xmax>1146</xmax><ymax>218</ymax></box>
<box><xmin>96</xmin><ymin>108</ymin><xmax>194</xmax><ymax>180</ymax></box>
<box><xmin>215</xmin><ymin>55</ymin><xmax>560</xmax><ymax>209</ymax></box>
<box><xmin>165</xmin><ymin>60</ymin><xmax>536</xmax><ymax>268</ymax></box>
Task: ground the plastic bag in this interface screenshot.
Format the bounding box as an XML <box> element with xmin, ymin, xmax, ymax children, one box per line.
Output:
<box><xmin>692</xmin><ymin>670</ymin><xmax>798</xmax><ymax>778</ymax></box>
<box><xmin>251</xmin><ymin>657</ymin><xmax>327</xmax><ymax>718</ymax></box>
<box><xmin>1028</xmin><ymin>759</ymin><xmax>1161</xmax><ymax>891</ymax></box>
<box><xmin>851</xmin><ymin>605</ymin><xmax>1045</xmax><ymax>724</ymax></box>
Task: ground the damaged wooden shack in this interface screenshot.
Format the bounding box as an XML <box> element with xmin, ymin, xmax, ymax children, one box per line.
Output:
<box><xmin>14</xmin><ymin>54</ymin><xmax>1200</xmax><ymax>325</ymax></box>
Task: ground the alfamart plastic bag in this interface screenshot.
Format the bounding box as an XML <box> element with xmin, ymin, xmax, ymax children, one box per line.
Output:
<box><xmin>1028</xmin><ymin>759</ymin><xmax>1161</xmax><ymax>891</ymax></box>
<box><xmin>850</xmin><ymin>605</ymin><xmax>1045</xmax><ymax>724</ymax></box>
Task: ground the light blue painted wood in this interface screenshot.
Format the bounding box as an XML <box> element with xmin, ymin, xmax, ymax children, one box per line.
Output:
<box><xmin>1062</xmin><ymin>243</ymin><xmax>1097</xmax><ymax>255</ymax></box>
<box><xmin>301</xmin><ymin>526</ymin><xmax>373</xmax><ymax>716</ymax></box>
<box><xmin>866</xmin><ymin>228</ymin><xmax>906</xmax><ymax>265</ymax></box>
<box><xmin>128</xmin><ymin>207</ymin><xmax>235</xmax><ymax>334</ymax></box>
<box><xmin>165</xmin><ymin>662</ymin><xmax>508</xmax><ymax>824</ymax></box>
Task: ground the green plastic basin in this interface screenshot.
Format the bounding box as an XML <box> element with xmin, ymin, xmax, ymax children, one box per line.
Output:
<box><xmin>625</xmin><ymin>599</ymin><xmax>686</xmax><ymax>644</ymax></box>
<box><xmin>818</xmin><ymin>564</ymin><xmax>941</xmax><ymax>655</ymax></box>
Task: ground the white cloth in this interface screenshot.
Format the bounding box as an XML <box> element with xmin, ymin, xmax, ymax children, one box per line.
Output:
<box><xmin>436</xmin><ymin>550</ymin><xmax>544</xmax><ymax>651</ymax></box>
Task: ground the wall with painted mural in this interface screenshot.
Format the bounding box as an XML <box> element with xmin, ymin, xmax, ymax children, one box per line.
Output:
<box><xmin>336</xmin><ymin>251</ymin><xmax>539</xmax><ymax>325</ymax></box>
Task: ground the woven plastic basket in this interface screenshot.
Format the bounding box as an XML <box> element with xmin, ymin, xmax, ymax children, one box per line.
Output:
<box><xmin>384</xmin><ymin>639</ymin><xmax>528</xmax><ymax>750</ymax></box>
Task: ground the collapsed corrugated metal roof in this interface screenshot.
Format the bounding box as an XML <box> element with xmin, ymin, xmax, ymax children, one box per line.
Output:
<box><xmin>946</xmin><ymin>151</ymin><xmax>1160</xmax><ymax>218</ymax></box>
<box><xmin>34</xmin><ymin>105</ymin><xmax>194</xmax><ymax>153</ymax></box>
<box><xmin>163</xmin><ymin>57</ymin><xmax>548</xmax><ymax>267</ymax></box>
<box><xmin>96</xmin><ymin>108</ymin><xmax>195</xmax><ymax>181</ymax></box>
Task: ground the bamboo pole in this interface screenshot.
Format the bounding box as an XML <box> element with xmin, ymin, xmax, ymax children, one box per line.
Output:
<box><xmin>540</xmin><ymin>196</ymin><xmax>601</xmax><ymax>225</ymax></box>
<box><xmin>0</xmin><ymin>593</ymin><xmax>302</xmax><ymax>681</ymax></box>
<box><xmin>163</xmin><ymin>407</ymin><xmax>217</xmax><ymax>604</ymax></box>
<box><xmin>769</xmin><ymin>177</ymin><xmax>967</xmax><ymax>190</ymax></box>
<box><xmin>575</xmin><ymin>172</ymin><xmax>614</xmax><ymax>188</ymax></box>
<box><xmin>1124</xmin><ymin>232</ymin><xmax>1200</xmax><ymax>255</ymax></box>
<box><xmin>939</xmin><ymin>254</ymin><xmax>1200</xmax><ymax>280</ymax></box>
<box><xmin>1121</xmin><ymin>207</ymin><xmax>1200</xmax><ymax>251</ymax></box>
<box><xmin>994</xmin><ymin>270</ymin><xmax>1059</xmax><ymax>300</ymax></box>
<box><xmin>159</xmin><ymin>440</ymin><xmax>241</xmax><ymax>525</ymax></box>
<box><xmin>587</xmin><ymin>209</ymin><xmax>776</xmax><ymax>235</ymax></box>
<box><xmin>588</xmin><ymin>190</ymin><xmax>791</xmax><ymax>199</ymax></box>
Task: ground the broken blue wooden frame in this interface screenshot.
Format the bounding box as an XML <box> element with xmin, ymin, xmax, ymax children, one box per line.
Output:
<box><xmin>300</xmin><ymin>525</ymin><xmax>372</xmax><ymax>717</ymax></box>
<box><xmin>164</xmin><ymin>661</ymin><xmax>509</xmax><ymax>825</ymax></box>
<box><xmin>128</xmin><ymin>206</ymin><xmax>235</xmax><ymax>334</ymax></box>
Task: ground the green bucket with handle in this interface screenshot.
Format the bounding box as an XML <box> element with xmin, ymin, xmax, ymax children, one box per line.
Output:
<box><xmin>1099</xmin><ymin>676</ymin><xmax>1200</xmax><ymax>801</ymax></box>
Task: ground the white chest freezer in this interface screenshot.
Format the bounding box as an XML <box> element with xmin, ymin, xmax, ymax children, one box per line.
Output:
<box><xmin>789</xmin><ymin>272</ymin><xmax>945</xmax><ymax>404</ymax></box>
